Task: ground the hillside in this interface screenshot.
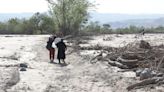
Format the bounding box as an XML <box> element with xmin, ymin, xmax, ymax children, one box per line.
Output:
<box><xmin>90</xmin><ymin>12</ymin><xmax>164</xmax><ymax>28</ymax></box>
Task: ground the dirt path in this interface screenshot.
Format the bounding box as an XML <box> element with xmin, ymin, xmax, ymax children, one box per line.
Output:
<box><xmin>33</xmin><ymin>37</ymin><xmax>116</xmax><ymax>92</ymax></box>
<box><xmin>5</xmin><ymin>37</ymin><xmax>117</xmax><ymax>92</ymax></box>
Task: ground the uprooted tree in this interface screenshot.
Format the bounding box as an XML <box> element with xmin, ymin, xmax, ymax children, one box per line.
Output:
<box><xmin>47</xmin><ymin>0</ymin><xmax>92</xmax><ymax>35</ymax></box>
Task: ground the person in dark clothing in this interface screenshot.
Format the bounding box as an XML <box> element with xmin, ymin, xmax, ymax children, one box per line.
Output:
<box><xmin>56</xmin><ymin>39</ymin><xmax>67</xmax><ymax>64</ymax></box>
<box><xmin>46</xmin><ymin>35</ymin><xmax>56</xmax><ymax>63</ymax></box>
<box><xmin>141</xmin><ymin>29</ymin><xmax>145</xmax><ymax>35</ymax></box>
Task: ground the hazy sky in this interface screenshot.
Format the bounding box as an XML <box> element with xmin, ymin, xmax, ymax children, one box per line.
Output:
<box><xmin>0</xmin><ymin>0</ymin><xmax>48</xmax><ymax>13</ymax></box>
<box><xmin>95</xmin><ymin>0</ymin><xmax>164</xmax><ymax>14</ymax></box>
<box><xmin>0</xmin><ymin>0</ymin><xmax>164</xmax><ymax>14</ymax></box>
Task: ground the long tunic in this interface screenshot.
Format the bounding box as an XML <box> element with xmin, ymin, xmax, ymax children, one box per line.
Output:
<box><xmin>56</xmin><ymin>41</ymin><xmax>67</xmax><ymax>59</ymax></box>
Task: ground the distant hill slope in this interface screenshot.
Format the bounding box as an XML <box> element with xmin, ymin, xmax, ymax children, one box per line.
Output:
<box><xmin>109</xmin><ymin>18</ymin><xmax>164</xmax><ymax>29</ymax></box>
<box><xmin>90</xmin><ymin>12</ymin><xmax>164</xmax><ymax>28</ymax></box>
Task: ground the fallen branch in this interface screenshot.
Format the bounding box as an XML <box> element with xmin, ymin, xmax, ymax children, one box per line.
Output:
<box><xmin>118</xmin><ymin>68</ymin><xmax>138</xmax><ymax>72</ymax></box>
<box><xmin>107</xmin><ymin>59</ymin><xmax>129</xmax><ymax>69</ymax></box>
<box><xmin>89</xmin><ymin>52</ymin><xmax>103</xmax><ymax>64</ymax></box>
<box><xmin>0</xmin><ymin>64</ymin><xmax>19</xmax><ymax>67</ymax></box>
<box><xmin>127</xmin><ymin>77</ymin><xmax>164</xmax><ymax>91</ymax></box>
<box><xmin>117</xmin><ymin>57</ymin><xmax>138</xmax><ymax>68</ymax></box>
<box><xmin>157</xmin><ymin>56</ymin><xmax>164</xmax><ymax>71</ymax></box>
<box><xmin>0</xmin><ymin>56</ymin><xmax>19</xmax><ymax>60</ymax></box>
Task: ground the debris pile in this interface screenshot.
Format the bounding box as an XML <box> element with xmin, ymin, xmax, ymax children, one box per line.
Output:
<box><xmin>106</xmin><ymin>40</ymin><xmax>164</xmax><ymax>90</ymax></box>
<box><xmin>80</xmin><ymin>40</ymin><xmax>164</xmax><ymax>90</ymax></box>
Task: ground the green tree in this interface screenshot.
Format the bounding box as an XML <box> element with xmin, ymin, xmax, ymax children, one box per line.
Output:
<box><xmin>28</xmin><ymin>12</ymin><xmax>55</xmax><ymax>34</ymax></box>
<box><xmin>6</xmin><ymin>18</ymin><xmax>21</xmax><ymax>34</ymax></box>
<box><xmin>86</xmin><ymin>21</ymin><xmax>101</xmax><ymax>32</ymax></box>
<box><xmin>0</xmin><ymin>22</ymin><xmax>7</xmax><ymax>34</ymax></box>
<box><xmin>47</xmin><ymin>0</ymin><xmax>92</xmax><ymax>35</ymax></box>
<box><xmin>37</xmin><ymin>14</ymin><xmax>55</xmax><ymax>34</ymax></box>
<box><xmin>102</xmin><ymin>24</ymin><xmax>112</xmax><ymax>33</ymax></box>
<box><xmin>28</xmin><ymin>12</ymin><xmax>42</xmax><ymax>34</ymax></box>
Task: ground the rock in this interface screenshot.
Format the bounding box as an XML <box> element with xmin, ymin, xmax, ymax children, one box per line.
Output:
<box><xmin>20</xmin><ymin>67</ymin><xmax>27</xmax><ymax>71</ymax></box>
<box><xmin>109</xmin><ymin>55</ymin><xmax>118</xmax><ymax>61</ymax></box>
<box><xmin>156</xmin><ymin>73</ymin><xmax>163</xmax><ymax>77</ymax></box>
<box><xmin>150</xmin><ymin>71</ymin><xmax>157</xmax><ymax>76</ymax></box>
<box><xmin>140</xmin><ymin>68</ymin><xmax>152</xmax><ymax>80</ymax></box>
<box><xmin>136</xmin><ymin>69</ymin><xmax>143</xmax><ymax>77</ymax></box>
<box><xmin>139</xmin><ymin>40</ymin><xmax>151</xmax><ymax>49</ymax></box>
<box><xmin>20</xmin><ymin>63</ymin><xmax>28</xmax><ymax>68</ymax></box>
<box><xmin>102</xmin><ymin>53</ymin><xmax>107</xmax><ymax>58</ymax></box>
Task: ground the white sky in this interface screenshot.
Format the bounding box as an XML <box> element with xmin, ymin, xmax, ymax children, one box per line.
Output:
<box><xmin>0</xmin><ymin>0</ymin><xmax>49</xmax><ymax>13</ymax></box>
<box><xmin>0</xmin><ymin>0</ymin><xmax>164</xmax><ymax>14</ymax></box>
<box><xmin>95</xmin><ymin>0</ymin><xmax>164</xmax><ymax>14</ymax></box>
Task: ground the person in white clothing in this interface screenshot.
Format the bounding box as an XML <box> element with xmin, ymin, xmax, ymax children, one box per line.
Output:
<box><xmin>54</xmin><ymin>37</ymin><xmax>62</xmax><ymax>44</ymax></box>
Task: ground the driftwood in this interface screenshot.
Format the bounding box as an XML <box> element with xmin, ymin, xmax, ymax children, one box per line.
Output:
<box><xmin>107</xmin><ymin>59</ymin><xmax>129</xmax><ymax>69</ymax></box>
<box><xmin>109</xmin><ymin>55</ymin><xmax>118</xmax><ymax>61</ymax></box>
<box><xmin>90</xmin><ymin>52</ymin><xmax>103</xmax><ymax>64</ymax></box>
<box><xmin>117</xmin><ymin>57</ymin><xmax>138</xmax><ymax>65</ymax></box>
<box><xmin>125</xmin><ymin>51</ymin><xmax>146</xmax><ymax>54</ymax></box>
<box><xmin>80</xmin><ymin>45</ymin><xmax>102</xmax><ymax>50</ymax></box>
<box><xmin>0</xmin><ymin>56</ymin><xmax>19</xmax><ymax>60</ymax></box>
<box><xmin>0</xmin><ymin>63</ymin><xmax>29</xmax><ymax>68</ymax></box>
<box><xmin>127</xmin><ymin>77</ymin><xmax>164</xmax><ymax>90</ymax></box>
<box><xmin>157</xmin><ymin>56</ymin><xmax>164</xmax><ymax>71</ymax></box>
<box><xmin>121</xmin><ymin>53</ymin><xmax>144</xmax><ymax>60</ymax></box>
<box><xmin>117</xmin><ymin>57</ymin><xmax>138</xmax><ymax>68</ymax></box>
<box><xmin>118</xmin><ymin>68</ymin><xmax>138</xmax><ymax>72</ymax></box>
<box><xmin>63</xmin><ymin>35</ymin><xmax>72</xmax><ymax>39</ymax></box>
<box><xmin>90</xmin><ymin>54</ymin><xmax>130</xmax><ymax>69</ymax></box>
<box><xmin>0</xmin><ymin>64</ymin><xmax>19</xmax><ymax>67</ymax></box>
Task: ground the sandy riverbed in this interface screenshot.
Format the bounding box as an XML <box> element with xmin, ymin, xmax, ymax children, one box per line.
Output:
<box><xmin>0</xmin><ymin>34</ymin><xmax>164</xmax><ymax>92</ymax></box>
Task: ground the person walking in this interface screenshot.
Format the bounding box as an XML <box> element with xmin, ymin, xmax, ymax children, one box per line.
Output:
<box><xmin>46</xmin><ymin>35</ymin><xmax>56</xmax><ymax>63</ymax></box>
<box><xmin>56</xmin><ymin>39</ymin><xmax>67</xmax><ymax>64</ymax></box>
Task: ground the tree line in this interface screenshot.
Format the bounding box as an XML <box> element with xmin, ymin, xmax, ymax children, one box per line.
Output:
<box><xmin>84</xmin><ymin>21</ymin><xmax>164</xmax><ymax>35</ymax></box>
<box><xmin>0</xmin><ymin>0</ymin><xmax>164</xmax><ymax>35</ymax></box>
<box><xmin>0</xmin><ymin>13</ymin><xmax>55</xmax><ymax>34</ymax></box>
<box><xmin>0</xmin><ymin>0</ymin><xmax>91</xmax><ymax>35</ymax></box>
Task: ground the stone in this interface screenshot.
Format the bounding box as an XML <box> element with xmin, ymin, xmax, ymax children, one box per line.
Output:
<box><xmin>136</xmin><ymin>69</ymin><xmax>143</xmax><ymax>77</ymax></box>
<box><xmin>140</xmin><ymin>68</ymin><xmax>152</xmax><ymax>80</ymax></box>
<box><xmin>20</xmin><ymin>63</ymin><xmax>28</xmax><ymax>68</ymax></box>
<box><xmin>139</xmin><ymin>40</ymin><xmax>151</xmax><ymax>49</ymax></box>
<box><xmin>20</xmin><ymin>67</ymin><xmax>27</xmax><ymax>71</ymax></box>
